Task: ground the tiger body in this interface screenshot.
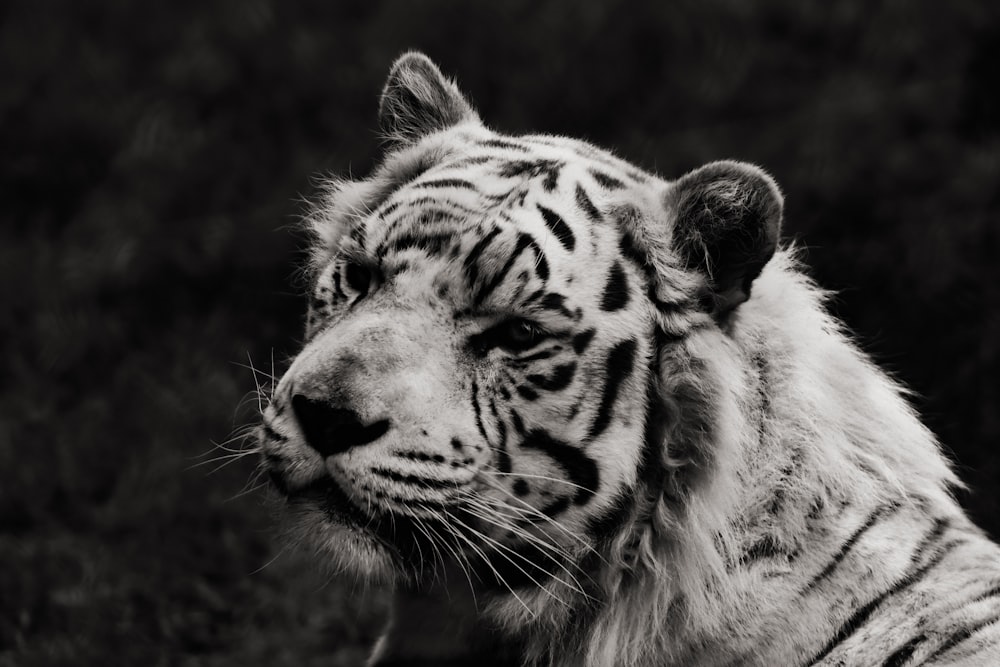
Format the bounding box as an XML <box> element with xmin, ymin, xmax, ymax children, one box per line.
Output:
<box><xmin>258</xmin><ymin>53</ymin><xmax>1000</xmax><ymax>666</ymax></box>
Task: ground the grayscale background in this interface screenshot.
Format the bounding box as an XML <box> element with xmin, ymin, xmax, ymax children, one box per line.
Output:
<box><xmin>2</xmin><ymin>1</ymin><xmax>998</xmax><ymax>664</ymax></box>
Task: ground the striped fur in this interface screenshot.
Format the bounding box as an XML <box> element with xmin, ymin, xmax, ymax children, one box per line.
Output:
<box><xmin>256</xmin><ymin>53</ymin><xmax>1000</xmax><ymax>666</ymax></box>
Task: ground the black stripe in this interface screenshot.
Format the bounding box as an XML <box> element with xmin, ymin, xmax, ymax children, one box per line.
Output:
<box><xmin>972</xmin><ymin>583</ymin><xmax>1000</xmax><ymax>604</ymax></box>
<box><xmin>741</xmin><ymin>535</ymin><xmax>794</xmax><ymax>565</ymax></box>
<box><xmin>382</xmin><ymin>231</ymin><xmax>455</xmax><ymax>258</ymax></box>
<box><xmin>536</xmin><ymin>204</ymin><xmax>576</xmax><ymax>251</ymax></box>
<box><xmin>589</xmin><ymin>168</ymin><xmax>626</xmax><ymax>190</ymax></box>
<box><xmin>495</xmin><ymin>418</ymin><xmax>511</xmax><ymax>474</ymax></box>
<box><xmin>371</xmin><ymin>467</ymin><xmax>462</xmax><ymax>489</ymax></box>
<box><xmin>538</xmin><ymin>292</ymin><xmax>573</xmax><ymax>318</ymax></box>
<box><xmin>374</xmin><ymin>208</ymin><xmax>464</xmax><ymax>255</ymax></box>
<box><xmin>399</xmin><ymin>450</ymin><xmax>447</xmax><ymax>463</ymax></box>
<box><xmin>510</xmin><ymin>410</ymin><xmax>525</xmax><ymax>435</ymax></box>
<box><xmin>640</xmin><ymin>328</ymin><xmax>672</xmax><ymax>490</ymax></box>
<box><xmin>572</xmin><ymin>328</ymin><xmax>596</xmax><ymax>354</ymax></box>
<box><xmin>498</xmin><ymin>159</ymin><xmax>562</xmax><ymax>192</ymax></box>
<box><xmin>463</xmin><ymin>226</ymin><xmax>502</xmax><ymax>290</ymax></box>
<box><xmin>349</xmin><ymin>221</ymin><xmax>367</xmax><ymax>247</ymax></box>
<box><xmin>600</xmin><ymin>261</ymin><xmax>630</xmax><ymax>311</ymax></box>
<box><xmin>471</xmin><ymin>379</ymin><xmax>488</xmax><ymax>443</ymax></box>
<box><xmin>478</xmin><ymin>138</ymin><xmax>530</xmax><ymax>151</ymax></box>
<box><xmin>881</xmin><ymin>634</ymin><xmax>925</xmax><ymax>667</ymax></box>
<box><xmin>262</xmin><ymin>423</ymin><xmax>288</xmax><ymax>443</ymax></box>
<box><xmin>806</xmin><ymin>503</ymin><xmax>901</xmax><ymax>590</ymax></box>
<box><xmin>575</xmin><ymin>183</ymin><xmax>602</xmax><ymax>222</ymax></box>
<box><xmin>411</xmin><ymin>178</ymin><xmax>477</xmax><ymax>190</ymax></box>
<box><xmin>542</xmin><ymin>165</ymin><xmax>560</xmax><ymax>192</ymax></box>
<box><xmin>520</xmin><ymin>429</ymin><xmax>598</xmax><ymax>504</ymax></box>
<box><xmin>540</xmin><ymin>496</ymin><xmax>570</xmax><ymax>517</ymax></box>
<box><xmin>585</xmin><ymin>489</ymin><xmax>636</xmax><ymax>544</ymax></box>
<box><xmin>332</xmin><ymin>270</ymin><xmax>344</xmax><ymax>299</ymax></box>
<box><xmin>527</xmin><ymin>363</ymin><xmax>576</xmax><ymax>392</ymax></box>
<box><xmin>588</xmin><ymin>328</ymin><xmax>667</xmax><ymax>544</ymax></box>
<box><xmin>617</xmin><ymin>225</ymin><xmax>649</xmax><ymax>271</ymax></box>
<box><xmin>925</xmin><ymin>611</ymin><xmax>1000</xmax><ymax>662</ymax></box>
<box><xmin>805</xmin><ymin>520</ymin><xmax>957</xmax><ymax>665</ymax></box>
<box><xmin>588</xmin><ymin>339</ymin><xmax>638</xmax><ymax>441</ymax></box>
<box><xmin>522</xmin><ymin>288</ymin><xmax>546</xmax><ymax>305</ymax></box>
<box><xmin>473</xmin><ymin>232</ymin><xmax>548</xmax><ymax>307</ymax></box>
<box><xmin>516</xmin><ymin>385</ymin><xmax>539</xmax><ymax>401</ymax></box>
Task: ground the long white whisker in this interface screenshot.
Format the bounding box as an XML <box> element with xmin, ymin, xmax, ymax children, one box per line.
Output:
<box><xmin>447</xmin><ymin>513</ymin><xmax>571</xmax><ymax>607</ymax></box>
<box><xmin>438</xmin><ymin>514</ymin><xmax>534</xmax><ymax>617</ymax></box>
<box><xmin>461</xmin><ymin>500</ymin><xmax>593</xmax><ymax>598</ymax></box>
<box><xmin>185</xmin><ymin>449</ymin><xmax>260</xmax><ymax>472</ymax></box>
<box><xmin>478</xmin><ymin>476</ymin><xmax>602</xmax><ymax>558</ymax></box>
<box><xmin>424</xmin><ymin>518</ymin><xmax>482</xmax><ymax>598</ymax></box>
<box><xmin>249</xmin><ymin>543</ymin><xmax>290</xmax><ymax>575</ymax></box>
<box><xmin>410</xmin><ymin>517</ymin><xmax>448</xmax><ymax>588</ymax></box>
<box><xmin>481</xmin><ymin>470</ymin><xmax>596</xmax><ymax>495</ymax></box>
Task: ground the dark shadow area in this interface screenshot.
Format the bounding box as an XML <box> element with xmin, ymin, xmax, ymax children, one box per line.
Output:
<box><xmin>1</xmin><ymin>1</ymin><xmax>997</xmax><ymax>664</ymax></box>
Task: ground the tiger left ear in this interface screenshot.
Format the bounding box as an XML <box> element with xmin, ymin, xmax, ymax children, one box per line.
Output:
<box><xmin>665</xmin><ymin>160</ymin><xmax>783</xmax><ymax>316</ymax></box>
<box><xmin>378</xmin><ymin>51</ymin><xmax>480</xmax><ymax>147</ymax></box>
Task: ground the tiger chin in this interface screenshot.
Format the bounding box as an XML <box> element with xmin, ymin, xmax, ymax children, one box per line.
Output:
<box><xmin>255</xmin><ymin>52</ymin><xmax>1000</xmax><ymax>666</ymax></box>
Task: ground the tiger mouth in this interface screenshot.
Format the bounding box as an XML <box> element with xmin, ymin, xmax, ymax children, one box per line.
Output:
<box><xmin>278</xmin><ymin>476</ymin><xmax>432</xmax><ymax>566</ymax></box>
<box><xmin>287</xmin><ymin>477</ymin><xmax>377</xmax><ymax>529</ymax></box>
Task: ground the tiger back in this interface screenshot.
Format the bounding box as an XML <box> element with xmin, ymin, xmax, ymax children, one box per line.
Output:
<box><xmin>257</xmin><ymin>52</ymin><xmax>1000</xmax><ymax>666</ymax></box>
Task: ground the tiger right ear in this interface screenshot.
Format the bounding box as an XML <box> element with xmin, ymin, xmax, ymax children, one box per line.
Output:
<box><xmin>378</xmin><ymin>52</ymin><xmax>480</xmax><ymax>147</ymax></box>
<box><xmin>664</xmin><ymin>161</ymin><xmax>783</xmax><ymax>317</ymax></box>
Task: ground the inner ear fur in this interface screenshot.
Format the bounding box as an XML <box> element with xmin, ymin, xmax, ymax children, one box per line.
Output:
<box><xmin>378</xmin><ymin>51</ymin><xmax>479</xmax><ymax>147</ymax></box>
<box><xmin>665</xmin><ymin>160</ymin><xmax>783</xmax><ymax>316</ymax></box>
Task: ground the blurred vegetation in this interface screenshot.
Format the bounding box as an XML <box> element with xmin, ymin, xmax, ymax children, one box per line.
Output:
<box><xmin>1</xmin><ymin>0</ymin><xmax>998</xmax><ymax>664</ymax></box>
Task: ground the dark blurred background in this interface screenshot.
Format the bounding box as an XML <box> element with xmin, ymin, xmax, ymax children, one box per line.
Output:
<box><xmin>2</xmin><ymin>1</ymin><xmax>998</xmax><ymax>664</ymax></box>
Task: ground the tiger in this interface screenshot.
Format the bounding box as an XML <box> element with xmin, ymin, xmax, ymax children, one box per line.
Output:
<box><xmin>256</xmin><ymin>52</ymin><xmax>1000</xmax><ymax>666</ymax></box>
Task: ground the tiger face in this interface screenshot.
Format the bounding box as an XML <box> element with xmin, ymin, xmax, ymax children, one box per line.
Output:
<box><xmin>260</xmin><ymin>53</ymin><xmax>780</xmax><ymax>592</ymax></box>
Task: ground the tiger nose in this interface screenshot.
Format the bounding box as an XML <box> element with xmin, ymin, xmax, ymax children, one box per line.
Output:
<box><xmin>290</xmin><ymin>393</ymin><xmax>391</xmax><ymax>458</ymax></box>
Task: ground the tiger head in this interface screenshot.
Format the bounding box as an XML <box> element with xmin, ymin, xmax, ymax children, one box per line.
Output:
<box><xmin>260</xmin><ymin>52</ymin><xmax>781</xmax><ymax>612</ymax></box>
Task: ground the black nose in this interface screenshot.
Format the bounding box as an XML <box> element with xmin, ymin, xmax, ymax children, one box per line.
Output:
<box><xmin>291</xmin><ymin>394</ymin><xmax>391</xmax><ymax>457</ymax></box>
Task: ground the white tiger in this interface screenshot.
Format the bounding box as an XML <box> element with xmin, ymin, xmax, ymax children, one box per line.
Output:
<box><xmin>255</xmin><ymin>52</ymin><xmax>1000</xmax><ymax>665</ymax></box>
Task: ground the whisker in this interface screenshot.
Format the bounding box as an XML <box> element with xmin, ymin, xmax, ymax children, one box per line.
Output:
<box><xmin>461</xmin><ymin>499</ymin><xmax>593</xmax><ymax>598</ymax></box>
<box><xmin>224</xmin><ymin>479</ymin><xmax>270</xmax><ymax>502</ymax></box>
<box><xmin>447</xmin><ymin>512</ymin><xmax>570</xmax><ymax>608</ymax></box>
<box><xmin>186</xmin><ymin>446</ymin><xmax>262</xmax><ymax>474</ymax></box>
<box><xmin>477</xmin><ymin>476</ymin><xmax>602</xmax><ymax>558</ymax></box>
<box><xmin>441</xmin><ymin>517</ymin><xmax>535</xmax><ymax>618</ymax></box>
<box><xmin>410</xmin><ymin>517</ymin><xmax>448</xmax><ymax>587</ymax></box>
<box><xmin>249</xmin><ymin>543</ymin><xmax>290</xmax><ymax>575</ymax></box>
<box><xmin>423</xmin><ymin>518</ymin><xmax>481</xmax><ymax>600</ymax></box>
<box><xmin>481</xmin><ymin>470</ymin><xmax>596</xmax><ymax>495</ymax></box>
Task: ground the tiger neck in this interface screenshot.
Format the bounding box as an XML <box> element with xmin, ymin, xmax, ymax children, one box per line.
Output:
<box><xmin>498</xmin><ymin>254</ymin><xmax>963</xmax><ymax>665</ymax></box>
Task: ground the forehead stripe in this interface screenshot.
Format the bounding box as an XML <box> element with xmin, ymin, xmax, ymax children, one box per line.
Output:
<box><xmin>462</xmin><ymin>226</ymin><xmax>503</xmax><ymax>289</ymax></box>
<box><xmin>412</xmin><ymin>177</ymin><xmax>477</xmax><ymax>191</ymax></box>
<box><xmin>536</xmin><ymin>204</ymin><xmax>576</xmax><ymax>252</ymax></box>
<box><xmin>472</xmin><ymin>232</ymin><xmax>549</xmax><ymax>307</ymax></box>
<box><xmin>575</xmin><ymin>183</ymin><xmax>602</xmax><ymax>223</ymax></box>
<box><xmin>588</xmin><ymin>168</ymin><xmax>626</xmax><ymax>190</ymax></box>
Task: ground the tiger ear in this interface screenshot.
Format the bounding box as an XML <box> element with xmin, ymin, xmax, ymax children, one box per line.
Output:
<box><xmin>665</xmin><ymin>161</ymin><xmax>783</xmax><ymax>316</ymax></box>
<box><xmin>378</xmin><ymin>51</ymin><xmax>480</xmax><ymax>146</ymax></box>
